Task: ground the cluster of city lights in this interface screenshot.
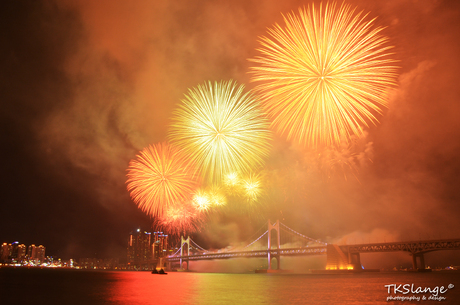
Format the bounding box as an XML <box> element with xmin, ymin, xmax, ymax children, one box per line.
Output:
<box><xmin>0</xmin><ymin>241</ymin><xmax>75</xmax><ymax>268</ymax></box>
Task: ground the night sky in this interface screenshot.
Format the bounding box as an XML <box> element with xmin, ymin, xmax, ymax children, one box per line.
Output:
<box><xmin>1</xmin><ymin>0</ymin><xmax>460</xmax><ymax>263</ymax></box>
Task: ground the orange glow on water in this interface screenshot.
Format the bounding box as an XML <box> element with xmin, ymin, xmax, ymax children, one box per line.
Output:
<box><xmin>108</xmin><ymin>271</ymin><xmax>199</xmax><ymax>304</ymax></box>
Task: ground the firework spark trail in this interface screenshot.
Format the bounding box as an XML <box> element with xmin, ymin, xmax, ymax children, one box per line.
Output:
<box><xmin>126</xmin><ymin>143</ymin><xmax>199</xmax><ymax>218</ymax></box>
<box><xmin>250</xmin><ymin>2</ymin><xmax>398</xmax><ymax>148</ymax></box>
<box><xmin>169</xmin><ymin>80</ymin><xmax>272</xmax><ymax>183</ymax></box>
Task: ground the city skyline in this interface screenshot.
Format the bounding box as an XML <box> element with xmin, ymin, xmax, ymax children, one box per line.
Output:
<box><xmin>0</xmin><ymin>228</ymin><xmax>174</xmax><ymax>269</ymax></box>
<box><xmin>1</xmin><ymin>0</ymin><xmax>460</xmax><ymax>270</ymax></box>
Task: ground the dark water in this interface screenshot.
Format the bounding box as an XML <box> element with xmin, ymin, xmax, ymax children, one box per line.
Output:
<box><xmin>1</xmin><ymin>268</ymin><xmax>459</xmax><ymax>304</ymax></box>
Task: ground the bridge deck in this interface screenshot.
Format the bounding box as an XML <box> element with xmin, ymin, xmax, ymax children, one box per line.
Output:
<box><xmin>166</xmin><ymin>238</ymin><xmax>460</xmax><ymax>262</ymax></box>
<box><xmin>343</xmin><ymin>238</ymin><xmax>460</xmax><ymax>254</ymax></box>
<box><xmin>166</xmin><ymin>246</ymin><xmax>327</xmax><ymax>262</ymax></box>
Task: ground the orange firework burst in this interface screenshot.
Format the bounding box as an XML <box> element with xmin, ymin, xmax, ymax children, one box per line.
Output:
<box><xmin>126</xmin><ymin>143</ymin><xmax>199</xmax><ymax>218</ymax></box>
<box><xmin>155</xmin><ymin>202</ymin><xmax>203</xmax><ymax>236</ymax></box>
<box><xmin>250</xmin><ymin>2</ymin><xmax>398</xmax><ymax>147</ymax></box>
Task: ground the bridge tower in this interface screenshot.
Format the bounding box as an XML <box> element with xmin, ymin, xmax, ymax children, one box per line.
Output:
<box><xmin>412</xmin><ymin>253</ymin><xmax>426</xmax><ymax>270</ymax></box>
<box><xmin>180</xmin><ymin>236</ymin><xmax>190</xmax><ymax>271</ymax></box>
<box><xmin>267</xmin><ymin>219</ymin><xmax>281</xmax><ymax>270</ymax></box>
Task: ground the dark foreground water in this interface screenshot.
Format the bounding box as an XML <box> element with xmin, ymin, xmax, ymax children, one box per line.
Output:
<box><xmin>0</xmin><ymin>268</ymin><xmax>459</xmax><ymax>304</ymax></box>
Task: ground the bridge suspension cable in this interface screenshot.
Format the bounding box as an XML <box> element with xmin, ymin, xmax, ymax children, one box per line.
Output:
<box><xmin>169</xmin><ymin>221</ymin><xmax>326</xmax><ymax>258</ymax></box>
<box><xmin>171</xmin><ymin>241</ymin><xmax>187</xmax><ymax>256</ymax></box>
<box><xmin>244</xmin><ymin>230</ymin><xmax>268</xmax><ymax>249</ymax></box>
<box><xmin>229</xmin><ymin>222</ymin><xmax>269</xmax><ymax>251</ymax></box>
<box><xmin>280</xmin><ymin>222</ymin><xmax>326</xmax><ymax>245</ymax></box>
<box><xmin>190</xmin><ymin>238</ymin><xmax>207</xmax><ymax>252</ymax></box>
<box><xmin>172</xmin><ymin>247</ymin><xmax>181</xmax><ymax>256</ymax></box>
<box><xmin>243</xmin><ymin>222</ymin><xmax>269</xmax><ymax>244</ymax></box>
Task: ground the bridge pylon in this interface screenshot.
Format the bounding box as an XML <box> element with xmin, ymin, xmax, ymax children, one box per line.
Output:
<box><xmin>268</xmin><ymin>219</ymin><xmax>281</xmax><ymax>270</ymax></box>
<box><xmin>179</xmin><ymin>236</ymin><xmax>190</xmax><ymax>271</ymax></box>
<box><xmin>412</xmin><ymin>253</ymin><xmax>426</xmax><ymax>270</ymax></box>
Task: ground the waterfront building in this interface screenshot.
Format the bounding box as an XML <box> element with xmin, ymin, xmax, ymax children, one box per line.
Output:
<box><xmin>27</xmin><ymin>244</ymin><xmax>35</xmax><ymax>259</ymax></box>
<box><xmin>16</xmin><ymin>244</ymin><xmax>26</xmax><ymax>263</ymax></box>
<box><xmin>127</xmin><ymin>229</ymin><xmax>152</xmax><ymax>264</ymax></box>
<box><xmin>152</xmin><ymin>232</ymin><xmax>169</xmax><ymax>259</ymax></box>
<box><xmin>36</xmin><ymin>245</ymin><xmax>46</xmax><ymax>263</ymax></box>
<box><xmin>126</xmin><ymin>229</ymin><xmax>171</xmax><ymax>270</ymax></box>
<box><xmin>1</xmin><ymin>243</ymin><xmax>12</xmax><ymax>262</ymax></box>
<box><xmin>1</xmin><ymin>242</ymin><xmax>39</xmax><ymax>264</ymax></box>
<box><xmin>28</xmin><ymin>244</ymin><xmax>46</xmax><ymax>264</ymax></box>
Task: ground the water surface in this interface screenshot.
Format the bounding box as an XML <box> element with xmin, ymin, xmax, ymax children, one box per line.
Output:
<box><xmin>1</xmin><ymin>268</ymin><xmax>459</xmax><ymax>304</ymax></box>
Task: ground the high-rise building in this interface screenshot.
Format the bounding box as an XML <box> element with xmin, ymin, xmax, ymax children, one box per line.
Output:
<box><xmin>27</xmin><ymin>244</ymin><xmax>35</xmax><ymax>259</ymax></box>
<box><xmin>28</xmin><ymin>244</ymin><xmax>46</xmax><ymax>264</ymax></box>
<box><xmin>1</xmin><ymin>242</ymin><xmax>46</xmax><ymax>265</ymax></box>
<box><xmin>1</xmin><ymin>243</ymin><xmax>11</xmax><ymax>262</ymax></box>
<box><xmin>36</xmin><ymin>245</ymin><xmax>45</xmax><ymax>263</ymax></box>
<box><xmin>127</xmin><ymin>229</ymin><xmax>152</xmax><ymax>263</ymax></box>
<box><xmin>152</xmin><ymin>232</ymin><xmax>169</xmax><ymax>259</ymax></box>
<box><xmin>17</xmin><ymin>244</ymin><xmax>26</xmax><ymax>263</ymax></box>
<box><xmin>10</xmin><ymin>242</ymin><xmax>20</xmax><ymax>262</ymax></box>
<box><xmin>1</xmin><ymin>242</ymin><xmax>27</xmax><ymax>263</ymax></box>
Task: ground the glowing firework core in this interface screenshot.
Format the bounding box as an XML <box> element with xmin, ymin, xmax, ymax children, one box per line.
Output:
<box><xmin>169</xmin><ymin>80</ymin><xmax>272</xmax><ymax>183</ymax></box>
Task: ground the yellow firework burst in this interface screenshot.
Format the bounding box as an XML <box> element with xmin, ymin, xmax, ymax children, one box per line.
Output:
<box><xmin>192</xmin><ymin>189</ymin><xmax>212</xmax><ymax>212</ymax></box>
<box><xmin>192</xmin><ymin>185</ymin><xmax>226</xmax><ymax>212</ymax></box>
<box><xmin>169</xmin><ymin>80</ymin><xmax>272</xmax><ymax>183</ymax></box>
<box><xmin>241</xmin><ymin>174</ymin><xmax>262</xmax><ymax>202</ymax></box>
<box><xmin>224</xmin><ymin>172</ymin><xmax>239</xmax><ymax>187</ymax></box>
<box><xmin>250</xmin><ymin>2</ymin><xmax>398</xmax><ymax>147</ymax></box>
<box><xmin>126</xmin><ymin>143</ymin><xmax>199</xmax><ymax>217</ymax></box>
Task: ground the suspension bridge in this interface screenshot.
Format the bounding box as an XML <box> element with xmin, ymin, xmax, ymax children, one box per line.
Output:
<box><xmin>162</xmin><ymin>220</ymin><xmax>460</xmax><ymax>272</ymax></box>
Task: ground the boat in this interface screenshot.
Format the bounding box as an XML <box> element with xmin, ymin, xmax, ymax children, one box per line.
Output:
<box><xmin>152</xmin><ymin>269</ymin><xmax>168</xmax><ymax>275</ymax></box>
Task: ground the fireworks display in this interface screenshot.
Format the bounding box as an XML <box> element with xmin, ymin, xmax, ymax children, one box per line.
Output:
<box><xmin>192</xmin><ymin>185</ymin><xmax>227</xmax><ymax>212</ymax></box>
<box><xmin>155</xmin><ymin>201</ymin><xmax>203</xmax><ymax>235</ymax></box>
<box><xmin>224</xmin><ymin>172</ymin><xmax>239</xmax><ymax>188</ymax></box>
<box><xmin>192</xmin><ymin>189</ymin><xmax>212</xmax><ymax>212</ymax></box>
<box><xmin>8</xmin><ymin>0</ymin><xmax>460</xmax><ymax>277</ymax></box>
<box><xmin>207</xmin><ymin>185</ymin><xmax>227</xmax><ymax>207</ymax></box>
<box><xmin>126</xmin><ymin>2</ymin><xmax>400</xmax><ymax>236</ymax></box>
<box><xmin>241</xmin><ymin>174</ymin><xmax>262</xmax><ymax>202</ymax></box>
<box><xmin>169</xmin><ymin>80</ymin><xmax>272</xmax><ymax>183</ymax></box>
<box><xmin>126</xmin><ymin>143</ymin><xmax>199</xmax><ymax>218</ymax></box>
<box><xmin>250</xmin><ymin>2</ymin><xmax>398</xmax><ymax>147</ymax></box>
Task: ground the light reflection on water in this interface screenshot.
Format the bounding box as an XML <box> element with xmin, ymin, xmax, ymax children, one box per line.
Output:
<box><xmin>1</xmin><ymin>269</ymin><xmax>459</xmax><ymax>304</ymax></box>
